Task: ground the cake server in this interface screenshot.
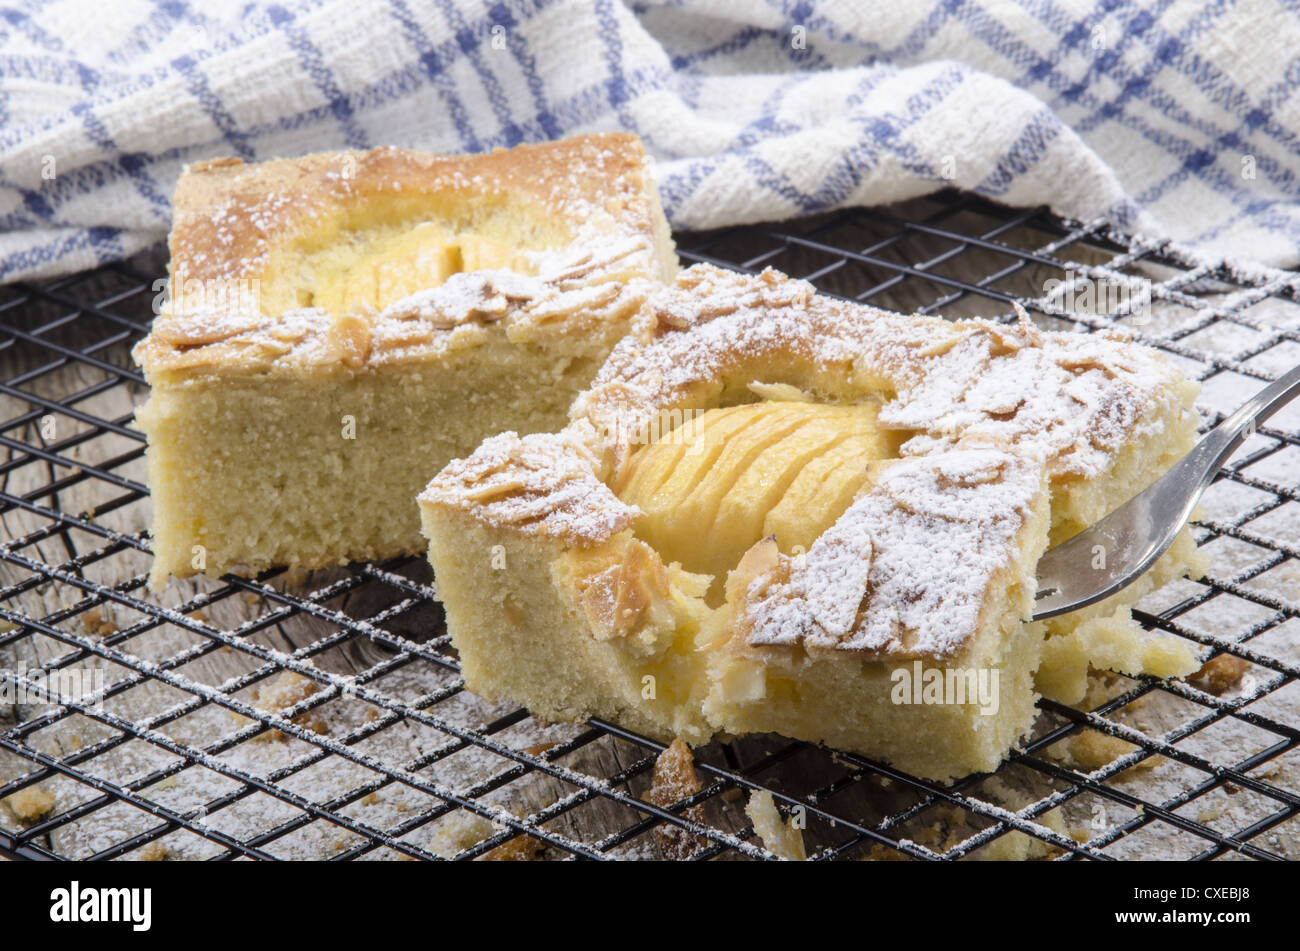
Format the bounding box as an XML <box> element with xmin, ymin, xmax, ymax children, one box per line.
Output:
<box><xmin>1031</xmin><ymin>361</ymin><xmax>1300</xmax><ymax>621</ymax></box>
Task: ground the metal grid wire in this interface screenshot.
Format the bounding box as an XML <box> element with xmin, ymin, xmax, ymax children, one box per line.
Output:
<box><xmin>2</xmin><ymin>190</ymin><xmax>1298</xmax><ymax>861</ymax></box>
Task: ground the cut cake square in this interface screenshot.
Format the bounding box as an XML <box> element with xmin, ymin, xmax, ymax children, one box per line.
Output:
<box><xmin>419</xmin><ymin>264</ymin><xmax>1206</xmax><ymax>781</ymax></box>
<box><xmin>134</xmin><ymin>134</ymin><xmax>677</xmax><ymax>587</ymax></box>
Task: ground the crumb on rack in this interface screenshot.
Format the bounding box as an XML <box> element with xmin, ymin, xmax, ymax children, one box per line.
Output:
<box><xmin>80</xmin><ymin>605</ymin><xmax>118</xmax><ymax>637</ymax></box>
<box><xmin>429</xmin><ymin>812</ymin><xmax>495</xmax><ymax>858</ymax></box>
<box><xmin>1189</xmin><ymin>653</ymin><xmax>1251</xmax><ymax>696</ymax></box>
<box><xmin>860</xmin><ymin>799</ymin><xmax>1066</xmax><ymax>861</ymax></box>
<box><xmin>137</xmin><ymin>842</ymin><xmax>171</xmax><ymax>861</ymax></box>
<box><xmin>1046</xmin><ymin>672</ymin><xmax>1162</xmax><ymax>775</ymax></box>
<box><xmin>745</xmin><ymin>790</ymin><xmax>806</xmax><ymax>861</ymax></box>
<box><xmin>3</xmin><ymin>785</ymin><xmax>55</xmax><ymax>826</ymax></box>
<box><xmin>1052</xmin><ymin>727</ymin><xmax>1162</xmax><ymax>774</ymax></box>
<box><xmin>229</xmin><ymin>671</ymin><xmax>329</xmax><ymax>741</ymax></box>
<box><xmin>478</xmin><ymin>834</ymin><xmax>545</xmax><ymax>861</ymax></box>
<box><xmin>648</xmin><ymin>737</ymin><xmax>707</xmax><ymax>860</ymax></box>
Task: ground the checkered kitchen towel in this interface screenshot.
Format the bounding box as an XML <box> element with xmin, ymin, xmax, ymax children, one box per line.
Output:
<box><xmin>4</xmin><ymin>0</ymin><xmax>1300</xmax><ymax>282</ymax></box>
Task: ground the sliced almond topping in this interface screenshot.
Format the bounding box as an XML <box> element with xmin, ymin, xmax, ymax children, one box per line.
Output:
<box><xmin>150</xmin><ymin>312</ymin><xmax>264</xmax><ymax>348</ymax></box>
<box><xmin>327</xmin><ymin>314</ymin><xmax>372</xmax><ymax>367</ymax></box>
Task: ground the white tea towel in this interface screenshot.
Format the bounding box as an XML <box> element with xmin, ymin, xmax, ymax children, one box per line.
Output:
<box><xmin>3</xmin><ymin>0</ymin><xmax>1300</xmax><ymax>282</ymax></box>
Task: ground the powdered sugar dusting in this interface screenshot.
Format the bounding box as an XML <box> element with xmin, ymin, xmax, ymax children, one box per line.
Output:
<box><xmin>135</xmin><ymin>135</ymin><xmax>672</xmax><ymax>378</ymax></box>
<box><xmin>380</xmin><ymin>268</ymin><xmax>544</xmax><ymax>325</ymax></box>
<box><xmin>881</xmin><ymin>319</ymin><xmax>1184</xmax><ymax>479</ymax></box>
<box><xmin>581</xmin><ymin>265</ymin><xmax>1190</xmax><ymax>481</ymax></box>
<box><xmin>432</xmin><ymin>264</ymin><xmax>1195</xmax><ymax>657</ymax></box>
<box><xmin>420</xmin><ymin>430</ymin><xmax>641</xmax><ymax>543</ymax></box>
<box><xmin>134</xmin><ymin>238</ymin><xmax>658</xmax><ymax>376</ymax></box>
<box><xmin>745</xmin><ymin>448</ymin><xmax>1044</xmax><ymax>658</ymax></box>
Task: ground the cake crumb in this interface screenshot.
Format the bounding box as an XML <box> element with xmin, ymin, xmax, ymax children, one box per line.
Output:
<box><xmin>745</xmin><ymin>791</ymin><xmax>805</xmax><ymax>861</ymax></box>
<box><xmin>478</xmin><ymin>834</ymin><xmax>545</xmax><ymax>861</ymax></box>
<box><xmin>1054</xmin><ymin>728</ymin><xmax>1160</xmax><ymax>773</ymax></box>
<box><xmin>4</xmin><ymin>785</ymin><xmax>55</xmax><ymax>826</ymax></box>
<box><xmin>429</xmin><ymin>812</ymin><xmax>495</xmax><ymax>858</ymax></box>
<box><xmin>80</xmin><ymin>606</ymin><xmax>118</xmax><ymax>637</ymax></box>
<box><xmin>137</xmin><ymin>842</ymin><xmax>171</xmax><ymax>861</ymax></box>
<box><xmin>1189</xmin><ymin>653</ymin><xmax>1251</xmax><ymax>695</ymax></box>
<box><xmin>231</xmin><ymin>671</ymin><xmax>329</xmax><ymax>741</ymax></box>
<box><xmin>862</xmin><ymin>797</ymin><xmax>1065</xmax><ymax>861</ymax></box>
<box><xmin>1048</xmin><ymin>672</ymin><xmax>1161</xmax><ymax>774</ymax></box>
<box><xmin>648</xmin><ymin>738</ymin><xmax>707</xmax><ymax>860</ymax></box>
<box><xmin>258</xmin><ymin>671</ymin><xmax>317</xmax><ymax>709</ymax></box>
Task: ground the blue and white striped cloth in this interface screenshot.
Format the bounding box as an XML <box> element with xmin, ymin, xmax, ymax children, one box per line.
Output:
<box><xmin>3</xmin><ymin>0</ymin><xmax>1300</xmax><ymax>282</ymax></box>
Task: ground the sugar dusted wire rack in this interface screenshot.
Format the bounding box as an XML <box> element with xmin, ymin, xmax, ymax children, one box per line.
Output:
<box><xmin>1</xmin><ymin>190</ymin><xmax>1298</xmax><ymax>861</ymax></box>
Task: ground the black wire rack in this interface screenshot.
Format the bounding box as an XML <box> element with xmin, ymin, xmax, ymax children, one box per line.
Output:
<box><xmin>2</xmin><ymin>190</ymin><xmax>1298</xmax><ymax>861</ymax></box>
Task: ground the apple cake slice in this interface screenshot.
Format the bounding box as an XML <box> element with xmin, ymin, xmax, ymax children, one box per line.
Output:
<box><xmin>418</xmin><ymin>264</ymin><xmax>1206</xmax><ymax>781</ymax></box>
<box><xmin>134</xmin><ymin>134</ymin><xmax>677</xmax><ymax>587</ymax></box>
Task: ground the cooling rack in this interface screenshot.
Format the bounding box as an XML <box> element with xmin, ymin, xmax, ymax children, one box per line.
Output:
<box><xmin>1</xmin><ymin>190</ymin><xmax>1298</xmax><ymax>861</ymax></box>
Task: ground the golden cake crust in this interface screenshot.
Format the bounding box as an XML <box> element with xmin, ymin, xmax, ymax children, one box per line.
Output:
<box><xmin>169</xmin><ymin>134</ymin><xmax>659</xmax><ymax>286</ymax></box>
